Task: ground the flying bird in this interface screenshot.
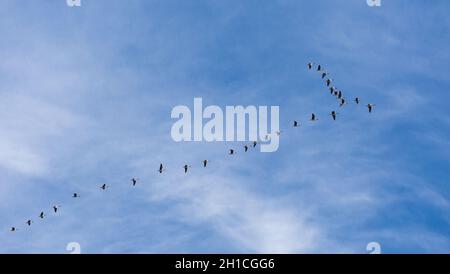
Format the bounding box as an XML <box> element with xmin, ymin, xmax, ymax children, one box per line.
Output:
<box><xmin>252</xmin><ymin>141</ymin><xmax>257</xmax><ymax>148</ymax></box>
<box><xmin>326</xmin><ymin>79</ymin><xmax>332</xmax><ymax>87</ymax></box>
<box><xmin>321</xmin><ymin>72</ymin><xmax>327</xmax><ymax>79</ymax></box>
<box><xmin>310</xmin><ymin>113</ymin><xmax>318</xmax><ymax>121</ymax></box>
<box><xmin>330</xmin><ymin>87</ymin><xmax>335</xmax><ymax>94</ymax></box>
<box><xmin>158</xmin><ymin>163</ymin><xmax>165</xmax><ymax>173</ymax></box>
<box><xmin>367</xmin><ymin>104</ymin><xmax>376</xmax><ymax>113</ymax></box>
<box><xmin>131</xmin><ymin>178</ymin><xmax>139</xmax><ymax>186</ymax></box>
<box><xmin>183</xmin><ymin>164</ymin><xmax>191</xmax><ymax>173</ymax></box>
<box><xmin>100</xmin><ymin>184</ymin><xmax>108</xmax><ymax>190</ymax></box>
<box><xmin>73</xmin><ymin>193</ymin><xmax>79</xmax><ymax>198</ymax></box>
<box><xmin>244</xmin><ymin>145</ymin><xmax>249</xmax><ymax>152</ymax></box>
<box><xmin>202</xmin><ymin>160</ymin><xmax>209</xmax><ymax>167</ymax></box>
<box><xmin>293</xmin><ymin>120</ymin><xmax>300</xmax><ymax>127</ymax></box>
<box><xmin>229</xmin><ymin>149</ymin><xmax>236</xmax><ymax>155</ymax></box>
<box><xmin>53</xmin><ymin>205</ymin><xmax>59</xmax><ymax>213</ymax></box>
<box><xmin>307</xmin><ymin>62</ymin><xmax>313</xmax><ymax>70</ymax></box>
<box><xmin>10</xmin><ymin>227</ymin><xmax>16</xmax><ymax>232</ymax></box>
<box><xmin>26</xmin><ymin>220</ymin><xmax>32</xmax><ymax>226</ymax></box>
<box><xmin>317</xmin><ymin>64</ymin><xmax>322</xmax><ymax>71</ymax></box>
<box><xmin>340</xmin><ymin>98</ymin><xmax>346</xmax><ymax>107</ymax></box>
<box><xmin>337</xmin><ymin>90</ymin><xmax>343</xmax><ymax>99</ymax></box>
<box><xmin>331</xmin><ymin>111</ymin><xmax>338</xmax><ymax>121</ymax></box>
<box><xmin>355</xmin><ymin>97</ymin><xmax>360</xmax><ymax>104</ymax></box>
<box><xmin>39</xmin><ymin>212</ymin><xmax>45</xmax><ymax>219</ymax></box>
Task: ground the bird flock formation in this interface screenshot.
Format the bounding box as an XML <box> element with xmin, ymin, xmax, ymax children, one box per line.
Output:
<box><xmin>7</xmin><ymin>62</ymin><xmax>376</xmax><ymax>234</ymax></box>
<box><xmin>305</xmin><ymin>62</ymin><xmax>376</xmax><ymax>125</ymax></box>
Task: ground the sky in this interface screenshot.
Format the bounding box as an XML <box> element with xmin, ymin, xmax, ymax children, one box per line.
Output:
<box><xmin>0</xmin><ymin>0</ymin><xmax>449</xmax><ymax>254</ymax></box>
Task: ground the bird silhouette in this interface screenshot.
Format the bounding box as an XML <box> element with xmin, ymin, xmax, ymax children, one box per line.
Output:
<box><xmin>326</xmin><ymin>79</ymin><xmax>332</xmax><ymax>87</ymax></box>
<box><xmin>355</xmin><ymin>97</ymin><xmax>360</xmax><ymax>104</ymax></box>
<box><xmin>229</xmin><ymin>149</ymin><xmax>235</xmax><ymax>155</ymax></box>
<box><xmin>183</xmin><ymin>164</ymin><xmax>191</xmax><ymax>173</ymax></box>
<box><xmin>317</xmin><ymin>64</ymin><xmax>322</xmax><ymax>71</ymax></box>
<box><xmin>321</xmin><ymin>72</ymin><xmax>327</xmax><ymax>79</ymax></box>
<box><xmin>53</xmin><ymin>205</ymin><xmax>59</xmax><ymax>213</ymax></box>
<box><xmin>307</xmin><ymin>62</ymin><xmax>313</xmax><ymax>70</ymax></box>
<box><xmin>340</xmin><ymin>98</ymin><xmax>346</xmax><ymax>107</ymax></box>
<box><xmin>26</xmin><ymin>220</ymin><xmax>32</xmax><ymax>226</ymax></box>
<box><xmin>293</xmin><ymin>120</ymin><xmax>300</xmax><ymax>127</ymax></box>
<box><xmin>131</xmin><ymin>178</ymin><xmax>138</xmax><ymax>186</ymax></box>
<box><xmin>310</xmin><ymin>113</ymin><xmax>318</xmax><ymax>121</ymax></box>
<box><xmin>158</xmin><ymin>163</ymin><xmax>165</xmax><ymax>173</ymax></box>
<box><xmin>100</xmin><ymin>184</ymin><xmax>108</xmax><ymax>190</ymax></box>
<box><xmin>202</xmin><ymin>160</ymin><xmax>209</xmax><ymax>167</ymax></box>
<box><xmin>244</xmin><ymin>145</ymin><xmax>249</xmax><ymax>152</ymax></box>
<box><xmin>252</xmin><ymin>141</ymin><xmax>257</xmax><ymax>148</ymax></box>
<box><xmin>73</xmin><ymin>193</ymin><xmax>79</xmax><ymax>198</ymax></box>
<box><xmin>39</xmin><ymin>212</ymin><xmax>45</xmax><ymax>219</ymax></box>
<box><xmin>10</xmin><ymin>227</ymin><xmax>16</xmax><ymax>232</ymax></box>
<box><xmin>331</xmin><ymin>111</ymin><xmax>338</xmax><ymax>121</ymax></box>
<box><xmin>367</xmin><ymin>104</ymin><xmax>376</xmax><ymax>113</ymax></box>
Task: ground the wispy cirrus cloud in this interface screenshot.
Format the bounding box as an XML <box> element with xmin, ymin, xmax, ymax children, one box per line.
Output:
<box><xmin>0</xmin><ymin>0</ymin><xmax>449</xmax><ymax>254</ymax></box>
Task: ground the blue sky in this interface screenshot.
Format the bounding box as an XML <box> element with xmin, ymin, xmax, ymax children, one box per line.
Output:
<box><xmin>0</xmin><ymin>0</ymin><xmax>449</xmax><ymax>253</ymax></box>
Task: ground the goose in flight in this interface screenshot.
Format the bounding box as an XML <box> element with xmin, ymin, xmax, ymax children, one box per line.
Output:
<box><xmin>39</xmin><ymin>212</ymin><xmax>45</xmax><ymax>219</ymax></box>
<box><xmin>26</xmin><ymin>220</ymin><xmax>32</xmax><ymax>226</ymax></box>
<box><xmin>326</xmin><ymin>79</ymin><xmax>332</xmax><ymax>87</ymax></box>
<box><xmin>131</xmin><ymin>178</ymin><xmax>139</xmax><ymax>186</ymax></box>
<box><xmin>340</xmin><ymin>98</ymin><xmax>346</xmax><ymax>107</ymax></box>
<box><xmin>355</xmin><ymin>97</ymin><xmax>360</xmax><ymax>104</ymax></box>
<box><xmin>183</xmin><ymin>164</ymin><xmax>191</xmax><ymax>173</ymax></box>
<box><xmin>202</xmin><ymin>160</ymin><xmax>209</xmax><ymax>167</ymax></box>
<box><xmin>10</xmin><ymin>227</ymin><xmax>16</xmax><ymax>232</ymax></box>
<box><xmin>158</xmin><ymin>163</ymin><xmax>165</xmax><ymax>174</ymax></box>
<box><xmin>337</xmin><ymin>90</ymin><xmax>343</xmax><ymax>99</ymax></box>
<box><xmin>367</xmin><ymin>104</ymin><xmax>376</xmax><ymax>113</ymax></box>
<box><xmin>317</xmin><ymin>64</ymin><xmax>322</xmax><ymax>71</ymax></box>
<box><xmin>330</xmin><ymin>111</ymin><xmax>338</xmax><ymax>121</ymax></box>
<box><xmin>329</xmin><ymin>87</ymin><xmax>335</xmax><ymax>94</ymax></box>
<box><xmin>252</xmin><ymin>141</ymin><xmax>257</xmax><ymax>148</ymax></box>
<box><xmin>244</xmin><ymin>145</ymin><xmax>249</xmax><ymax>152</ymax></box>
<box><xmin>307</xmin><ymin>62</ymin><xmax>313</xmax><ymax>70</ymax></box>
<box><xmin>53</xmin><ymin>205</ymin><xmax>60</xmax><ymax>213</ymax></box>
<box><xmin>100</xmin><ymin>184</ymin><xmax>108</xmax><ymax>190</ymax></box>
<box><xmin>229</xmin><ymin>149</ymin><xmax>236</xmax><ymax>155</ymax></box>
<box><xmin>310</xmin><ymin>113</ymin><xmax>318</xmax><ymax>121</ymax></box>
<box><xmin>293</xmin><ymin>120</ymin><xmax>299</xmax><ymax>127</ymax></box>
<box><xmin>321</xmin><ymin>72</ymin><xmax>327</xmax><ymax>79</ymax></box>
<box><xmin>73</xmin><ymin>193</ymin><xmax>79</xmax><ymax>198</ymax></box>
